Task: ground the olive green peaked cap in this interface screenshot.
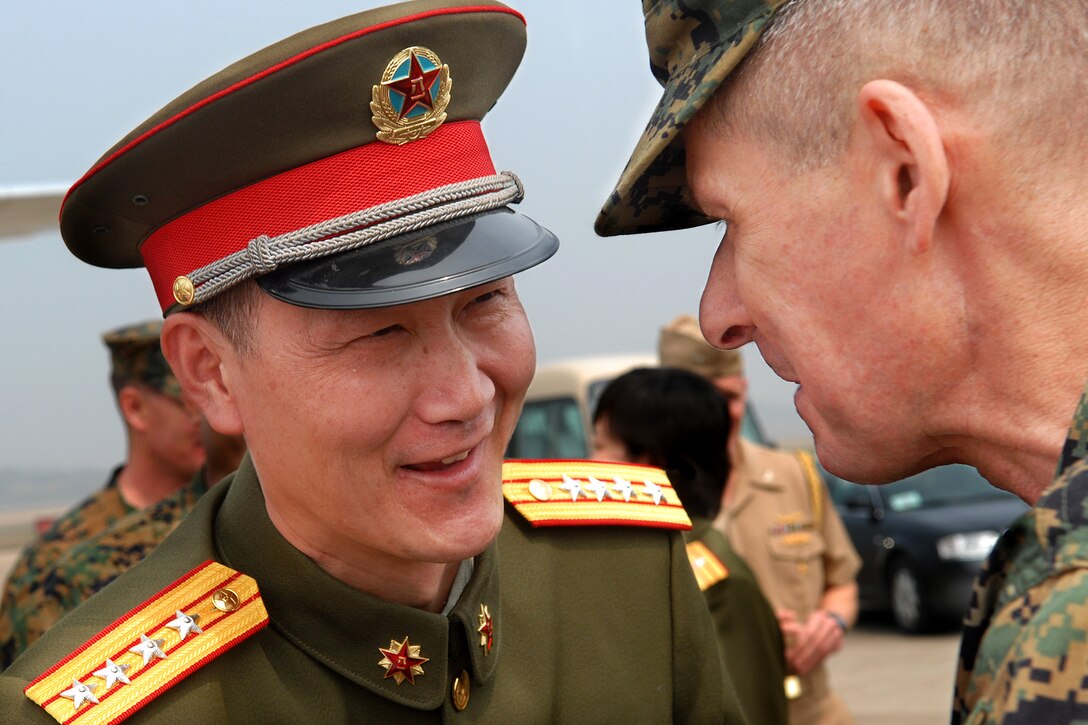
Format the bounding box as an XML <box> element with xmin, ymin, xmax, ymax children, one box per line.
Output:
<box><xmin>595</xmin><ymin>0</ymin><xmax>788</xmax><ymax>237</ymax></box>
<box><xmin>60</xmin><ymin>0</ymin><xmax>557</xmax><ymax>313</ymax></box>
<box><xmin>101</xmin><ymin>320</ymin><xmax>182</xmax><ymax>399</ymax></box>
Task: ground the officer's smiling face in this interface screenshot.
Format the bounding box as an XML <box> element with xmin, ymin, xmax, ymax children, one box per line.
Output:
<box><xmin>218</xmin><ymin>277</ymin><xmax>534</xmax><ymax>592</ymax></box>
<box><xmin>684</xmin><ymin>113</ymin><xmax>961</xmax><ymax>484</ymax></box>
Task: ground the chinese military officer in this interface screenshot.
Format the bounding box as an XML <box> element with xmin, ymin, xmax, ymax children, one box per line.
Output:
<box><xmin>0</xmin><ymin>1</ymin><xmax>740</xmax><ymax>722</ymax></box>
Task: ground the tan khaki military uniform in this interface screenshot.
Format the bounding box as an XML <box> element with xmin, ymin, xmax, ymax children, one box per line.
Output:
<box><xmin>716</xmin><ymin>439</ymin><xmax>861</xmax><ymax>725</ymax></box>
<box><xmin>0</xmin><ymin>469</ymin><xmax>134</xmax><ymax>669</ymax></box>
<box><xmin>0</xmin><ymin>456</ymin><xmax>737</xmax><ymax>722</ymax></box>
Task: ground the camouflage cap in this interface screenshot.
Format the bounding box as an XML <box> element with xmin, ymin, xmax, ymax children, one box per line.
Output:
<box><xmin>658</xmin><ymin>314</ymin><xmax>743</xmax><ymax>379</ymax></box>
<box><xmin>595</xmin><ymin>0</ymin><xmax>787</xmax><ymax>237</ymax></box>
<box><xmin>101</xmin><ymin>320</ymin><xmax>181</xmax><ymax>399</ymax></box>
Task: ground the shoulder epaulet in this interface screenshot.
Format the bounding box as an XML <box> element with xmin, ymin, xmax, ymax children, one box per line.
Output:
<box><xmin>794</xmin><ymin>450</ymin><xmax>824</xmax><ymax>529</ymax></box>
<box><xmin>24</xmin><ymin>561</ymin><xmax>267</xmax><ymax>724</ymax></box>
<box><xmin>502</xmin><ymin>460</ymin><xmax>692</xmax><ymax>530</ymax></box>
<box><xmin>685</xmin><ymin>540</ymin><xmax>729</xmax><ymax>591</ymax></box>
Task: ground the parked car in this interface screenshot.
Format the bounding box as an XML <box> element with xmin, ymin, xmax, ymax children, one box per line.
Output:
<box><xmin>826</xmin><ymin>465</ymin><xmax>1028</xmax><ymax>633</ymax></box>
<box><xmin>506</xmin><ymin>354</ymin><xmax>768</xmax><ymax>459</ymax></box>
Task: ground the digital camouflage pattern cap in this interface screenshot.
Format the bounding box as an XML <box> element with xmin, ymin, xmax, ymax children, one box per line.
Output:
<box><xmin>658</xmin><ymin>314</ymin><xmax>743</xmax><ymax>379</ymax></box>
<box><xmin>595</xmin><ymin>0</ymin><xmax>788</xmax><ymax>237</ymax></box>
<box><xmin>101</xmin><ymin>320</ymin><xmax>182</xmax><ymax>399</ymax></box>
<box><xmin>60</xmin><ymin>0</ymin><xmax>557</xmax><ymax>313</ymax></box>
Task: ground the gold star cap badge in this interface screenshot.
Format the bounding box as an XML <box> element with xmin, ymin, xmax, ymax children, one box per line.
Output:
<box><xmin>378</xmin><ymin>636</ymin><xmax>429</xmax><ymax>685</ymax></box>
<box><xmin>371</xmin><ymin>46</ymin><xmax>451</xmax><ymax>145</ymax></box>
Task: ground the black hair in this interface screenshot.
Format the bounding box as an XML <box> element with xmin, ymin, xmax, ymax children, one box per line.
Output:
<box><xmin>593</xmin><ymin>367</ymin><xmax>732</xmax><ymax>519</ymax></box>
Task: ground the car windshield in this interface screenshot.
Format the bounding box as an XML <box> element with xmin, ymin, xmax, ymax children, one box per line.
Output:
<box><xmin>877</xmin><ymin>465</ymin><xmax>1012</xmax><ymax>512</ymax></box>
<box><xmin>506</xmin><ymin>396</ymin><xmax>589</xmax><ymax>459</ymax></box>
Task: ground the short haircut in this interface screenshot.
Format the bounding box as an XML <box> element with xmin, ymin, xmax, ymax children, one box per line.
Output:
<box><xmin>706</xmin><ymin>0</ymin><xmax>1088</xmax><ymax>172</ymax></box>
<box><xmin>594</xmin><ymin>367</ymin><xmax>732</xmax><ymax>519</ymax></box>
<box><xmin>189</xmin><ymin>279</ymin><xmax>262</xmax><ymax>355</ymax></box>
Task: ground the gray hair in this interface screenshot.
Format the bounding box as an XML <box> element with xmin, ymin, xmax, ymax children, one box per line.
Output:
<box><xmin>708</xmin><ymin>0</ymin><xmax>1088</xmax><ymax>171</ymax></box>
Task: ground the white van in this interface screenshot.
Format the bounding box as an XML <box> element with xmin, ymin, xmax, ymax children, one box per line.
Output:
<box><xmin>506</xmin><ymin>354</ymin><xmax>768</xmax><ymax>459</ymax></box>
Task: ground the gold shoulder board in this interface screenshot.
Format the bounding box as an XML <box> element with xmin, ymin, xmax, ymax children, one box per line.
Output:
<box><xmin>503</xmin><ymin>460</ymin><xmax>692</xmax><ymax>530</ymax></box>
<box><xmin>24</xmin><ymin>561</ymin><xmax>267</xmax><ymax>724</ymax></box>
<box><xmin>685</xmin><ymin>540</ymin><xmax>729</xmax><ymax>591</ymax></box>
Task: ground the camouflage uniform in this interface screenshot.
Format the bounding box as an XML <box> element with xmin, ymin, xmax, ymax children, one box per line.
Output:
<box><xmin>0</xmin><ymin>470</ymin><xmax>133</xmax><ymax>670</ymax></box>
<box><xmin>953</xmin><ymin>384</ymin><xmax>1088</xmax><ymax>723</ymax></box>
<box><xmin>0</xmin><ymin>472</ymin><xmax>211</xmax><ymax>671</ymax></box>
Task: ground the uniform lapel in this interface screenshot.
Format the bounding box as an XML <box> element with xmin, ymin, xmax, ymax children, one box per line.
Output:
<box><xmin>215</xmin><ymin>456</ymin><xmax>501</xmax><ymax>710</ymax></box>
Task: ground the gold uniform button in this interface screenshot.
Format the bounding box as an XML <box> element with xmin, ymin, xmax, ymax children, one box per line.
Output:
<box><xmin>173</xmin><ymin>276</ymin><xmax>195</xmax><ymax>306</ymax></box>
<box><xmin>451</xmin><ymin>670</ymin><xmax>470</xmax><ymax>711</ymax></box>
<box><xmin>211</xmin><ymin>588</ymin><xmax>240</xmax><ymax>612</ymax></box>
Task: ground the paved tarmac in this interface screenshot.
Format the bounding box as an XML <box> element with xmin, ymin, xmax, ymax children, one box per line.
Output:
<box><xmin>829</xmin><ymin>612</ymin><xmax>961</xmax><ymax>724</ymax></box>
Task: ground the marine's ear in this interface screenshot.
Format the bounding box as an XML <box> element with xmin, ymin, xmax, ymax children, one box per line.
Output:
<box><xmin>160</xmin><ymin>312</ymin><xmax>244</xmax><ymax>436</ymax></box>
<box><xmin>116</xmin><ymin>384</ymin><xmax>151</xmax><ymax>432</ymax></box>
<box><xmin>854</xmin><ymin>79</ymin><xmax>950</xmax><ymax>254</ymax></box>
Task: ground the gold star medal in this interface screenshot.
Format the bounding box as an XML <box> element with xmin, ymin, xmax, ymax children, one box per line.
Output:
<box><xmin>378</xmin><ymin>636</ymin><xmax>429</xmax><ymax>685</ymax></box>
<box><xmin>371</xmin><ymin>46</ymin><xmax>451</xmax><ymax>145</ymax></box>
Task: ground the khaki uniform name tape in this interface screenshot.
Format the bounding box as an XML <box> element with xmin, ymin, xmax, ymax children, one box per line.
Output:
<box><xmin>25</xmin><ymin>561</ymin><xmax>267</xmax><ymax>724</ymax></box>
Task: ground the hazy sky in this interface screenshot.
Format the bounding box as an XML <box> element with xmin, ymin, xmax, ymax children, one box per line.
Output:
<box><xmin>0</xmin><ymin>0</ymin><xmax>809</xmax><ymax>475</ymax></box>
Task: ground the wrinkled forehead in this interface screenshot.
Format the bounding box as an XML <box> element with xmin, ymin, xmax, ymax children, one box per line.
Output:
<box><xmin>682</xmin><ymin>113</ymin><xmax>784</xmax><ymax>220</ymax></box>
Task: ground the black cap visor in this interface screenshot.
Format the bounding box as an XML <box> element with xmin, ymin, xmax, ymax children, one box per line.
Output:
<box><xmin>257</xmin><ymin>207</ymin><xmax>558</xmax><ymax>309</ymax></box>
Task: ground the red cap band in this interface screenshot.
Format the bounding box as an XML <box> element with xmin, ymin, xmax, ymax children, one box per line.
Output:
<box><xmin>140</xmin><ymin>120</ymin><xmax>496</xmax><ymax>310</ymax></box>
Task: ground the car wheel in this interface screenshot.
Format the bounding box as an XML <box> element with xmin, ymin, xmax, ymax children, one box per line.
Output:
<box><xmin>889</xmin><ymin>559</ymin><xmax>932</xmax><ymax>634</ymax></box>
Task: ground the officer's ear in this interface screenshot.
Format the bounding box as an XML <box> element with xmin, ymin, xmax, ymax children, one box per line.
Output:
<box><xmin>853</xmin><ymin>79</ymin><xmax>950</xmax><ymax>255</ymax></box>
<box><xmin>160</xmin><ymin>313</ymin><xmax>244</xmax><ymax>436</ymax></box>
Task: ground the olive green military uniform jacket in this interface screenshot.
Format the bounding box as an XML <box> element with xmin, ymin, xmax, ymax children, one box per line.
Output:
<box><xmin>0</xmin><ymin>456</ymin><xmax>737</xmax><ymax>723</ymax></box>
<box><xmin>0</xmin><ymin>468</ymin><xmax>133</xmax><ymax>670</ymax></box>
<box><xmin>0</xmin><ymin>472</ymin><xmax>210</xmax><ymax>671</ymax></box>
<box><xmin>687</xmin><ymin>517</ymin><xmax>787</xmax><ymax>725</ymax></box>
<box><xmin>953</xmin><ymin>383</ymin><xmax>1088</xmax><ymax>723</ymax></box>
<box><xmin>715</xmin><ymin>439</ymin><xmax>860</xmax><ymax>724</ymax></box>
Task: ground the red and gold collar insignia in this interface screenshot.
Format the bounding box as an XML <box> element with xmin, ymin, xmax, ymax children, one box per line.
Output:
<box><xmin>477</xmin><ymin>603</ymin><xmax>494</xmax><ymax>655</ymax></box>
<box><xmin>377</xmin><ymin>636</ymin><xmax>429</xmax><ymax>685</ymax></box>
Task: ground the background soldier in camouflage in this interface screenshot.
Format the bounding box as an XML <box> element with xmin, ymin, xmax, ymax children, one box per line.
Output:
<box><xmin>596</xmin><ymin>1</ymin><xmax>1088</xmax><ymax>722</ymax></box>
<box><xmin>0</xmin><ymin>419</ymin><xmax>245</xmax><ymax>668</ymax></box>
<box><xmin>0</xmin><ymin>320</ymin><xmax>206</xmax><ymax>668</ymax></box>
